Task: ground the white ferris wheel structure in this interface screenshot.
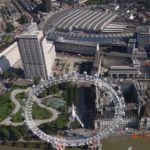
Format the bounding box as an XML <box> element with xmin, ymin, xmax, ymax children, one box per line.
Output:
<box><xmin>24</xmin><ymin>72</ymin><xmax>125</xmax><ymax>150</ymax></box>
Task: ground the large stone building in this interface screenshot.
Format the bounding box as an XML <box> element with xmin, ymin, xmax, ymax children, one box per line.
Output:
<box><xmin>18</xmin><ymin>25</ymin><xmax>56</xmax><ymax>80</ymax></box>
<box><xmin>95</xmin><ymin>116</ymin><xmax>138</xmax><ymax>130</ymax></box>
<box><xmin>55</xmin><ymin>39</ymin><xmax>99</xmax><ymax>56</ymax></box>
<box><xmin>108</xmin><ymin>66</ymin><xmax>139</xmax><ymax>79</ymax></box>
<box><xmin>137</xmin><ymin>26</ymin><xmax>150</xmax><ymax>49</ymax></box>
<box><xmin>94</xmin><ymin>80</ymin><xmax>142</xmax><ymax>130</ymax></box>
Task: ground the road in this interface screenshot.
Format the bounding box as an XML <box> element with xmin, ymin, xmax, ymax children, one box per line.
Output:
<box><xmin>0</xmin><ymin>88</ymin><xmax>59</xmax><ymax>126</ymax></box>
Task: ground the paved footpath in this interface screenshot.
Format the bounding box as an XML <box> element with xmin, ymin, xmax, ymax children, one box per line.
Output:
<box><xmin>0</xmin><ymin>88</ymin><xmax>59</xmax><ymax>126</ymax></box>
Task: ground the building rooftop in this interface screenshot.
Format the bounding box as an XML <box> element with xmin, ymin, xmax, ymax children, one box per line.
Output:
<box><xmin>19</xmin><ymin>22</ymin><xmax>40</xmax><ymax>38</ymax></box>
<box><xmin>19</xmin><ymin>30</ymin><xmax>43</xmax><ymax>39</ymax></box>
<box><xmin>112</xmin><ymin>40</ymin><xmax>127</xmax><ymax>46</ymax></box>
<box><xmin>0</xmin><ymin>42</ymin><xmax>18</xmax><ymax>56</ymax></box>
<box><xmin>129</xmin><ymin>38</ymin><xmax>136</xmax><ymax>43</ymax></box>
<box><xmin>137</xmin><ymin>26</ymin><xmax>150</xmax><ymax>34</ymax></box>
<box><xmin>55</xmin><ymin>38</ymin><xmax>99</xmax><ymax>47</ymax></box>
<box><xmin>110</xmin><ymin>66</ymin><xmax>137</xmax><ymax>70</ymax></box>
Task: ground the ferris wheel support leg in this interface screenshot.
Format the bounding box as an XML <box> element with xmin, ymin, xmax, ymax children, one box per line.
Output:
<box><xmin>53</xmin><ymin>144</ymin><xmax>65</xmax><ymax>150</ymax></box>
<box><xmin>54</xmin><ymin>148</ymin><xmax>65</xmax><ymax>150</ymax></box>
<box><xmin>97</xmin><ymin>141</ymin><xmax>102</xmax><ymax>150</ymax></box>
<box><xmin>88</xmin><ymin>141</ymin><xmax>102</xmax><ymax>150</ymax></box>
<box><xmin>88</xmin><ymin>147</ymin><xmax>98</xmax><ymax>150</ymax></box>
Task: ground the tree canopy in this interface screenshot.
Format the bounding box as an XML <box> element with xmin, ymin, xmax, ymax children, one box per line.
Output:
<box><xmin>17</xmin><ymin>15</ymin><xmax>29</xmax><ymax>24</ymax></box>
<box><xmin>5</xmin><ymin>22</ymin><xmax>15</xmax><ymax>33</ymax></box>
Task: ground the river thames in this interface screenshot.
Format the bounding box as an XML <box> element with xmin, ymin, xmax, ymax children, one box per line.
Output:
<box><xmin>101</xmin><ymin>135</ymin><xmax>150</xmax><ymax>150</ymax></box>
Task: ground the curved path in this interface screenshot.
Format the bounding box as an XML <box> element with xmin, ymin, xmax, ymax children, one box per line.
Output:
<box><xmin>32</xmin><ymin>96</ymin><xmax>60</xmax><ymax>126</ymax></box>
<box><xmin>0</xmin><ymin>88</ymin><xmax>59</xmax><ymax>126</ymax></box>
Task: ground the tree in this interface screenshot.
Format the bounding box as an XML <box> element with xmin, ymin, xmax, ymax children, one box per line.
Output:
<box><xmin>33</xmin><ymin>77</ymin><xmax>40</xmax><ymax>85</ymax></box>
<box><xmin>9</xmin><ymin>72</ymin><xmax>18</xmax><ymax>80</ymax></box>
<box><xmin>0</xmin><ymin>71</ymin><xmax>9</xmax><ymax>79</ymax></box>
<box><xmin>0</xmin><ymin>127</ymin><xmax>10</xmax><ymax>140</ymax></box>
<box><xmin>1</xmin><ymin>34</ymin><xmax>11</xmax><ymax>43</ymax></box>
<box><xmin>67</xmin><ymin>84</ymin><xmax>73</xmax><ymax>107</ymax></box>
<box><xmin>17</xmin><ymin>15</ymin><xmax>29</xmax><ymax>24</ymax></box>
<box><xmin>63</xmin><ymin>82</ymin><xmax>78</xmax><ymax>107</ymax></box>
<box><xmin>73</xmin><ymin>85</ymin><xmax>78</xmax><ymax>105</ymax></box>
<box><xmin>38</xmin><ymin>90</ymin><xmax>48</xmax><ymax>98</ymax></box>
<box><xmin>0</xmin><ymin>71</ymin><xmax>20</xmax><ymax>80</ymax></box>
<box><xmin>47</xmin><ymin>86</ymin><xmax>53</xmax><ymax>95</ymax></box>
<box><xmin>53</xmin><ymin>84</ymin><xmax>59</xmax><ymax>94</ymax></box>
<box><xmin>70</xmin><ymin>120</ymin><xmax>81</xmax><ymax>129</ymax></box>
<box><xmin>5</xmin><ymin>22</ymin><xmax>15</xmax><ymax>33</ymax></box>
<box><xmin>9</xmin><ymin>126</ymin><xmax>22</xmax><ymax>141</ymax></box>
<box><xmin>18</xmin><ymin>125</ymin><xmax>28</xmax><ymax>135</ymax></box>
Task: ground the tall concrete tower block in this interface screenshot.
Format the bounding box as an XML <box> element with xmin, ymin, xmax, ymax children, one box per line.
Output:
<box><xmin>17</xmin><ymin>24</ymin><xmax>56</xmax><ymax>80</ymax></box>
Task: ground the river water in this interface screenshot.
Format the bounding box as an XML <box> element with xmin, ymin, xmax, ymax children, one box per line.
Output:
<box><xmin>101</xmin><ymin>135</ymin><xmax>150</xmax><ymax>150</ymax></box>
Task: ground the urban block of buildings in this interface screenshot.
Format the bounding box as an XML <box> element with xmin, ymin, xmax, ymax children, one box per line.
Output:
<box><xmin>0</xmin><ymin>3</ymin><xmax>149</xmax><ymax>133</ymax></box>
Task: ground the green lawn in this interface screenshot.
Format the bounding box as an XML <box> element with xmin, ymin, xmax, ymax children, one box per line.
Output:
<box><xmin>0</xmin><ymin>85</ymin><xmax>29</xmax><ymax>122</ymax></box>
<box><xmin>32</xmin><ymin>102</ymin><xmax>52</xmax><ymax>120</ymax></box>
<box><xmin>11</xmin><ymin>90</ymin><xmax>53</xmax><ymax>122</ymax></box>
<box><xmin>0</xmin><ymin>92</ymin><xmax>14</xmax><ymax>122</ymax></box>
<box><xmin>11</xmin><ymin>109</ymin><xmax>24</xmax><ymax>122</ymax></box>
<box><xmin>39</xmin><ymin>113</ymin><xmax>67</xmax><ymax>134</ymax></box>
<box><xmin>11</xmin><ymin>102</ymin><xmax>53</xmax><ymax>122</ymax></box>
<box><xmin>15</xmin><ymin>92</ymin><xmax>26</xmax><ymax>102</ymax></box>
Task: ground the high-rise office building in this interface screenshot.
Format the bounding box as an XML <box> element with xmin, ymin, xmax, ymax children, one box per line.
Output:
<box><xmin>137</xmin><ymin>26</ymin><xmax>150</xmax><ymax>49</ymax></box>
<box><xmin>42</xmin><ymin>0</ymin><xmax>51</xmax><ymax>12</ymax></box>
<box><xmin>17</xmin><ymin>23</ymin><xmax>56</xmax><ymax>80</ymax></box>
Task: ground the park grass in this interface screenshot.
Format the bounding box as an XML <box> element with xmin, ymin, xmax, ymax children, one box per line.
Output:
<box><xmin>15</xmin><ymin>92</ymin><xmax>26</xmax><ymax>102</ymax></box>
<box><xmin>11</xmin><ymin>102</ymin><xmax>53</xmax><ymax>122</ymax></box>
<box><xmin>32</xmin><ymin>102</ymin><xmax>52</xmax><ymax>120</ymax></box>
<box><xmin>11</xmin><ymin>90</ymin><xmax>53</xmax><ymax>122</ymax></box>
<box><xmin>0</xmin><ymin>92</ymin><xmax>15</xmax><ymax>122</ymax></box>
<box><xmin>11</xmin><ymin>109</ymin><xmax>24</xmax><ymax>122</ymax></box>
<box><xmin>0</xmin><ymin>85</ymin><xmax>29</xmax><ymax>122</ymax></box>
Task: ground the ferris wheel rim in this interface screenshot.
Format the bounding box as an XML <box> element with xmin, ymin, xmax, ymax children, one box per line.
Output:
<box><xmin>25</xmin><ymin>73</ymin><xmax>125</xmax><ymax>147</ymax></box>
